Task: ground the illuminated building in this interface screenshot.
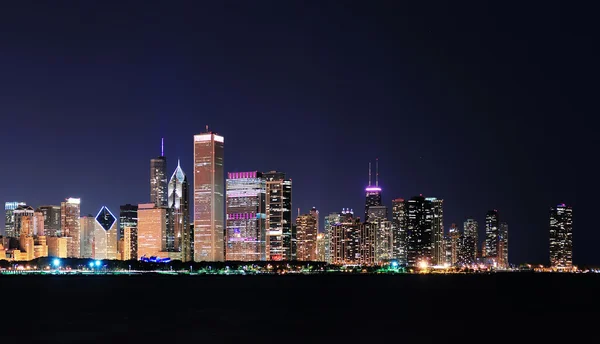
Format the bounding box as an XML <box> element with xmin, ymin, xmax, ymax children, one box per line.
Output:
<box><xmin>549</xmin><ymin>204</ymin><xmax>573</xmax><ymax>269</ymax></box>
<box><xmin>316</xmin><ymin>233</ymin><xmax>326</xmax><ymax>262</ymax></box>
<box><xmin>150</xmin><ymin>138</ymin><xmax>168</xmax><ymax>207</ymax></box>
<box><xmin>448</xmin><ymin>223</ymin><xmax>461</xmax><ymax>266</ymax></box>
<box><xmin>47</xmin><ymin>236</ymin><xmax>68</xmax><ymax>258</ymax></box>
<box><xmin>459</xmin><ymin>219</ymin><xmax>478</xmax><ymax>266</ymax></box>
<box><xmin>37</xmin><ymin>205</ymin><xmax>61</xmax><ymax>237</ymax></box>
<box><xmin>193</xmin><ymin>128</ymin><xmax>225</xmax><ymax>262</ymax></box>
<box><xmin>324</xmin><ymin>212</ymin><xmax>342</xmax><ymax>263</ymax></box>
<box><xmin>80</xmin><ymin>215</ymin><xmax>95</xmax><ymax>258</ymax></box>
<box><xmin>484</xmin><ymin>210</ymin><xmax>499</xmax><ymax>265</ymax></box>
<box><xmin>123</xmin><ymin>226</ymin><xmax>137</xmax><ymax>260</ymax></box>
<box><xmin>137</xmin><ymin>203</ymin><xmax>169</xmax><ymax>260</ymax></box>
<box><xmin>391</xmin><ymin>198</ymin><xmax>407</xmax><ymax>266</ymax></box>
<box><xmin>330</xmin><ymin>209</ymin><xmax>374</xmax><ymax>265</ymax></box>
<box><xmin>225</xmin><ymin>171</ymin><xmax>266</xmax><ymax>261</ymax></box>
<box><xmin>427</xmin><ymin>198</ymin><xmax>444</xmax><ymax>265</ymax></box>
<box><xmin>406</xmin><ymin>196</ymin><xmax>433</xmax><ymax>267</ymax></box>
<box><xmin>14</xmin><ymin>205</ymin><xmax>35</xmax><ymax>236</ymax></box>
<box><xmin>93</xmin><ymin>206</ymin><xmax>118</xmax><ymax>260</ymax></box>
<box><xmin>34</xmin><ymin>236</ymin><xmax>48</xmax><ymax>259</ymax></box>
<box><xmin>498</xmin><ymin>222</ymin><xmax>508</xmax><ymax>268</ymax></box>
<box><xmin>4</xmin><ymin>201</ymin><xmax>26</xmax><ymax>238</ymax></box>
<box><xmin>310</xmin><ymin>207</ymin><xmax>320</xmax><ymax>233</ymax></box>
<box><xmin>33</xmin><ymin>211</ymin><xmax>44</xmax><ymax>236</ymax></box>
<box><xmin>296</xmin><ymin>213</ymin><xmax>317</xmax><ymax>261</ymax></box>
<box><xmin>61</xmin><ymin>198</ymin><xmax>81</xmax><ymax>258</ymax></box>
<box><xmin>368</xmin><ymin>206</ymin><xmax>392</xmax><ymax>264</ymax></box>
<box><xmin>119</xmin><ymin>204</ymin><xmax>138</xmax><ymax>239</ymax></box>
<box><xmin>264</xmin><ymin>171</ymin><xmax>292</xmax><ymax>261</ymax></box>
<box><xmin>168</xmin><ymin>161</ymin><xmax>191</xmax><ymax>261</ymax></box>
<box><xmin>364</xmin><ymin>160</ymin><xmax>382</xmax><ymax>222</ymax></box>
<box><xmin>18</xmin><ymin>235</ymin><xmax>35</xmax><ymax>261</ymax></box>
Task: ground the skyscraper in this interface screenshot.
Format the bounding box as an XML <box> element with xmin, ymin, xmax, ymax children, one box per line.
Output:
<box><xmin>37</xmin><ymin>205</ymin><xmax>61</xmax><ymax>236</ymax></box>
<box><xmin>296</xmin><ymin>213</ymin><xmax>317</xmax><ymax>261</ymax></box>
<box><xmin>93</xmin><ymin>206</ymin><xmax>118</xmax><ymax>260</ymax></box>
<box><xmin>264</xmin><ymin>171</ymin><xmax>292</xmax><ymax>261</ymax></box>
<box><xmin>391</xmin><ymin>198</ymin><xmax>407</xmax><ymax>266</ymax></box>
<box><xmin>5</xmin><ymin>201</ymin><xmax>26</xmax><ymax>238</ymax></box>
<box><xmin>406</xmin><ymin>196</ymin><xmax>433</xmax><ymax>268</ymax></box>
<box><xmin>150</xmin><ymin>138</ymin><xmax>168</xmax><ymax>207</ymax></box>
<box><xmin>484</xmin><ymin>210</ymin><xmax>499</xmax><ymax>265</ymax></box>
<box><xmin>225</xmin><ymin>171</ymin><xmax>266</xmax><ymax>261</ymax></box>
<box><xmin>549</xmin><ymin>204</ymin><xmax>573</xmax><ymax>269</ymax></box>
<box><xmin>316</xmin><ymin>233</ymin><xmax>326</xmax><ymax>262</ymax></box>
<box><xmin>14</xmin><ymin>205</ymin><xmax>35</xmax><ymax>237</ymax></box>
<box><xmin>498</xmin><ymin>222</ymin><xmax>508</xmax><ymax>268</ymax></box>
<box><xmin>80</xmin><ymin>215</ymin><xmax>95</xmax><ymax>258</ymax></box>
<box><xmin>137</xmin><ymin>203</ymin><xmax>168</xmax><ymax>260</ymax></box>
<box><xmin>61</xmin><ymin>198</ymin><xmax>81</xmax><ymax>258</ymax></box>
<box><xmin>119</xmin><ymin>204</ymin><xmax>138</xmax><ymax>240</ymax></box>
<box><xmin>193</xmin><ymin>128</ymin><xmax>225</xmax><ymax>262</ymax></box>
<box><xmin>448</xmin><ymin>223</ymin><xmax>461</xmax><ymax>266</ymax></box>
<box><xmin>323</xmin><ymin>212</ymin><xmax>341</xmax><ymax>263</ymax></box>
<box><xmin>427</xmin><ymin>198</ymin><xmax>444</xmax><ymax>265</ymax></box>
<box><xmin>460</xmin><ymin>219</ymin><xmax>478</xmax><ymax>266</ymax></box>
<box><xmin>169</xmin><ymin>160</ymin><xmax>191</xmax><ymax>261</ymax></box>
<box><xmin>364</xmin><ymin>160</ymin><xmax>382</xmax><ymax>222</ymax></box>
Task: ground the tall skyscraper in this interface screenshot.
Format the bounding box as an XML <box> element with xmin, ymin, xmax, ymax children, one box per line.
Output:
<box><xmin>137</xmin><ymin>203</ymin><xmax>168</xmax><ymax>259</ymax></box>
<box><xmin>484</xmin><ymin>210</ymin><xmax>499</xmax><ymax>265</ymax></box>
<box><xmin>80</xmin><ymin>215</ymin><xmax>95</xmax><ymax>258</ymax></box>
<box><xmin>391</xmin><ymin>198</ymin><xmax>407</xmax><ymax>266</ymax></box>
<box><xmin>368</xmin><ymin>205</ymin><xmax>392</xmax><ymax>264</ymax></box>
<box><xmin>323</xmin><ymin>212</ymin><xmax>341</xmax><ymax>263</ymax></box>
<box><xmin>364</xmin><ymin>160</ymin><xmax>382</xmax><ymax>222</ymax></box>
<box><xmin>61</xmin><ymin>198</ymin><xmax>81</xmax><ymax>258</ymax></box>
<box><xmin>193</xmin><ymin>128</ymin><xmax>225</xmax><ymax>262</ymax></box>
<box><xmin>150</xmin><ymin>138</ymin><xmax>168</xmax><ymax>207</ymax></box>
<box><xmin>14</xmin><ymin>205</ymin><xmax>35</xmax><ymax>236</ymax></box>
<box><xmin>426</xmin><ymin>198</ymin><xmax>444</xmax><ymax>265</ymax></box>
<box><xmin>93</xmin><ymin>206</ymin><xmax>118</xmax><ymax>260</ymax></box>
<box><xmin>448</xmin><ymin>223</ymin><xmax>461</xmax><ymax>266</ymax></box>
<box><xmin>296</xmin><ymin>213</ymin><xmax>317</xmax><ymax>261</ymax></box>
<box><xmin>316</xmin><ymin>233</ymin><xmax>326</xmax><ymax>262</ymax></box>
<box><xmin>169</xmin><ymin>161</ymin><xmax>191</xmax><ymax>261</ymax></box>
<box><xmin>330</xmin><ymin>209</ymin><xmax>374</xmax><ymax>265</ymax></box>
<box><xmin>5</xmin><ymin>201</ymin><xmax>26</xmax><ymax>238</ymax></box>
<box><xmin>225</xmin><ymin>171</ymin><xmax>266</xmax><ymax>261</ymax></box>
<box><xmin>119</xmin><ymin>204</ymin><xmax>138</xmax><ymax>239</ymax></box>
<box><xmin>498</xmin><ymin>222</ymin><xmax>509</xmax><ymax>268</ymax></box>
<box><xmin>37</xmin><ymin>205</ymin><xmax>61</xmax><ymax>236</ymax></box>
<box><xmin>460</xmin><ymin>219</ymin><xmax>478</xmax><ymax>266</ymax></box>
<box><xmin>406</xmin><ymin>196</ymin><xmax>433</xmax><ymax>268</ymax></box>
<box><xmin>123</xmin><ymin>226</ymin><xmax>137</xmax><ymax>260</ymax></box>
<box><xmin>549</xmin><ymin>204</ymin><xmax>573</xmax><ymax>269</ymax></box>
<box><xmin>264</xmin><ymin>171</ymin><xmax>292</xmax><ymax>261</ymax></box>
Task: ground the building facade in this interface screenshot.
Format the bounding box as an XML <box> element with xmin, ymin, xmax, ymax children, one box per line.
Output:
<box><xmin>80</xmin><ymin>215</ymin><xmax>95</xmax><ymax>258</ymax></box>
<box><xmin>296</xmin><ymin>213</ymin><xmax>317</xmax><ymax>261</ymax></box>
<box><xmin>330</xmin><ymin>209</ymin><xmax>374</xmax><ymax>265</ymax></box>
<box><xmin>264</xmin><ymin>171</ymin><xmax>292</xmax><ymax>261</ymax></box>
<box><xmin>427</xmin><ymin>198</ymin><xmax>444</xmax><ymax>265</ymax></box>
<box><xmin>484</xmin><ymin>210</ymin><xmax>499</xmax><ymax>265</ymax></box>
<box><xmin>459</xmin><ymin>219</ymin><xmax>478</xmax><ymax>266</ymax></box>
<box><xmin>406</xmin><ymin>196</ymin><xmax>433</xmax><ymax>268</ymax></box>
<box><xmin>61</xmin><ymin>198</ymin><xmax>81</xmax><ymax>258</ymax></box>
<box><xmin>93</xmin><ymin>206</ymin><xmax>118</xmax><ymax>260</ymax></box>
<box><xmin>193</xmin><ymin>130</ymin><xmax>225</xmax><ymax>262</ymax></box>
<box><xmin>168</xmin><ymin>161</ymin><xmax>191</xmax><ymax>261</ymax></box>
<box><xmin>5</xmin><ymin>201</ymin><xmax>26</xmax><ymax>238</ymax></box>
<box><xmin>150</xmin><ymin>153</ymin><xmax>168</xmax><ymax>208</ymax></box>
<box><xmin>137</xmin><ymin>203</ymin><xmax>168</xmax><ymax>260</ymax></box>
<box><xmin>498</xmin><ymin>222</ymin><xmax>508</xmax><ymax>268</ymax></box>
<box><xmin>323</xmin><ymin>212</ymin><xmax>341</xmax><ymax>264</ymax></box>
<box><xmin>549</xmin><ymin>204</ymin><xmax>573</xmax><ymax>269</ymax></box>
<box><xmin>37</xmin><ymin>205</ymin><xmax>61</xmax><ymax>237</ymax></box>
<box><xmin>391</xmin><ymin>199</ymin><xmax>406</xmax><ymax>266</ymax></box>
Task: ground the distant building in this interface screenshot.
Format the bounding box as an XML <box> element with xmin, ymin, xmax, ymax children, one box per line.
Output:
<box><xmin>47</xmin><ymin>237</ymin><xmax>68</xmax><ymax>258</ymax></box>
<box><xmin>448</xmin><ymin>223</ymin><xmax>461</xmax><ymax>266</ymax></box>
<box><xmin>168</xmin><ymin>161</ymin><xmax>191</xmax><ymax>261</ymax></box>
<box><xmin>36</xmin><ymin>205</ymin><xmax>61</xmax><ymax>236</ymax></box>
<box><xmin>264</xmin><ymin>171</ymin><xmax>292</xmax><ymax>261</ymax></box>
<box><xmin>368</xmin><ymin>205</ymin><xmax>392</xmax><ymax>264</ymax></box>
<box><xmin>122</xmin><ymin>226</ymin><xmax>137</xmax><ymax>260</ymax></box>
<box><xmin>225</xmin><ymin>171</ymin><xmax>266</xmax><ymax>261</ymax></box>
<box><xmin>4</xmin><ymin>201</ymin><xmax>26</xmax><ymax>238</ymax></box>
<box><xmin>14</xmin><ymin>205</ymin><xmax>35</xmax><ymax>236</ymax></box>
<box><xmin>549</xmin><ymin>204</ymin><xmax>573</xmax><ymax>269</ymax></box>
<box><xmin>330</xmin><ymin>209</ymin><xmax>374</xmax><ymax>265</ymax></box>
<box><xmin>61</xmin><ymin>198</ymin><xmax>81</xmax><ymax>258</ymax></box>
<box><xmin>391</xmin><ymin>198</ymin><xmax>407</xmax><ymax>266</ymax></box>
<box><xmin>150</xmin><ymin>140</ymin><xmax>168</xmax><ymax>207</ymax></box>
<box><xmin>137</xmin><ymin>203</ymin><xmax>168</xmax><ymax>260</ymax></box>
<box><xmin>406</xmin><ymin>196</ymin><xmax>433</xmax><ymax>267</ymax></box>
<box><xmin>499</xmin><ymin>222</ymin><xmax>509</xmax><ymax>268</ymax></box>
<box><xmin>33</xmin><ymin>211</ymin><xmax>44</xmax><ymax>236</ymax></box>
<box><xmin>119</xmin><ymin>204</ymin><xmax>138</xmax><ymax>239</ymax></box>
<box><xmin>364</xmin><ymin>161</ymin><xmax>382</xmax><ymax>222</ymax></box>
<box><xmin>323</xmin><ymin>212</ymin><xmax>341</xmax><ymax>263</ymax></box>
<box><xmin>459</xmin><ymin>219</ymin><xmax>478</xmax><ymax>266</ymax></box>
<box><xmin>93</xmin><ymin>206</ymin><xmax>118</xmax><ymax>260</ymax></box>
<box><xmin>427</xmin><ymin>198</ymin><xmax>444</xmax><ymax>265</ymax></box>
<box><xmin>316</xmin><ymin>233</ymin><xmax>326</xmax><ymax>262</ymax></box>
<box><xmin>80</xmin><ymin>215</ymin><xmax>95</xmax><ymax>258</ymax></box>
<box><xmin>484</xmin><ymin>210</ymin><xmax>500</xmax><ymax>266</ymax></box>
<box><xmin>193</xmin><ymin>129</ymin><xmax>225</xmax><ymax>262</ymax></box>
<box><xmin>296</xmin><ymin>213</ymin><xmax>317</xmax><ymax>261</ymax></box>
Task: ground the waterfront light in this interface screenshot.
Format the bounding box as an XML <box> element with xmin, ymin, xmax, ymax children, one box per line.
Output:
<box><xmin>52</xmin><ymin>259</ymin><xmax>60</xmax><ymax>267</ymax></box>
<box><xmin>95</xmin><ymin>260</ymin><xmax>101</xmax><ymax>267</ymax></box>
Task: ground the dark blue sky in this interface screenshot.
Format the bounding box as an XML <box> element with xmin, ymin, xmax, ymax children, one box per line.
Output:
<box><xmin>0</xmin><ymin>1</ymin><xmax>593</xmax><ymax>265</ymax></box>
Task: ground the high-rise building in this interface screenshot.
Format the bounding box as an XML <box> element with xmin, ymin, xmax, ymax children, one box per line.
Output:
<box><xmin>14</xmin><ymin>205</ymin><xmax>35</xmax><ymax>236</ymax></box>
<box><xmin>296</xmin><ymin>213</ymin><xmax>317</xmax><ymax>261</ymax></box>
<box><xmin>364</xmin><ymin>161</ymin><xmax>382</xmax><ymax>222</ymax></box>
<box><xmin>119</xmin><ymin>204</ymin><xmax>138</xmax><ymax>239</ymax></box>
<box><xmin>406</xmin><ymin>196</ymin><xmax>433</xmax><ymax>268</ymax></box>
<box><xmin>47</xmin><ymin>237</ymin><xmax>68</xmax><ymax>258</ymax></box>
<box><xmin>93</xmin><ymin>206</ymin><xmax>118</xmax><ymax>260</ymax></box>
<box><xmin>123</xmin><ymin>226</ymin><xmax>137</xmax><ymax>260</ymax></box>
<box><xmin>225</xmin><ymin>171</ymin><xmax>266</xmax><ymax>261</ymax></box>
<box><xmin>169</xmin><ymin>161</ymin><xmax>191</xmax><ymax>261</ymax></box>
<box><xmin>427</xmin><ymin>198</ymin><xmax>444</xmax><ymax>265</ymax></box>
<box><xmin>264</xmin><ymin>171</ymin><xmax>292</xmax><ymax>261</ymax></box>
<box><xmin>310</xmin><ymin>207</ymin><xmax>319</xmax><ymax>233</ymax></box>
<box><xmin>150</xmin><ymin>139</ymin><xmax>168</xmax><ymax>207</ymax></box>
<box><xmin>448</xmin><ymin>223</ymin><xmax>461</xmax><ymax>266</ymax></box>
<box><xmin>5</xmin><ymin>201</ymin><xmax>26</xmax><ymax>238</ymax></box>
<box><xmin>549</xmin><ymin>204</ymin><xmax>573</xmax><ymax>269</ymax></box>
<box><xmin>33</xmin><ymin>211</ymin><xmax>45</xmax><ymax>236</ymax></box>
<box><xmin>80</xmin><ymin>215</ymin><xmax>95</xmax><ymax>258</ymax></box>
<box><xmin>323</xmin><ymin>212</ymin><xmax>341</xmax><ymax>263</ymax></box>
<box><xmin>193</xmin><ymin>129</ymin><xmax>225</xmax><ymax>262</ymax></box>
<box><xmin>459</xmin><ymin>219</ymin><xmax>478</xmax><ymax>266</ymax></box>
<box><xmin>137</xmin><ymin>203</ymin><xmax>168</xmax><ymax>260</ymax></box>
<box><xmin>484</xmin><ymin>210</ymin><xmax>499</xmax><ymax>265</ymax></box>
<box><xmin>330</xmin><ymin>209</ymin><xmax>374</xmax><ymax>265</ymax></box>
<box><xmin>368</xmin><ymin>205</ymin><xmax>392</xmax><ymax>264</ymax></box>
<box><xmin>316</xmin><ymin>233</ymin><xmax>326</xmax><ymax>262</ymax></box>
<box><xmin>37</xmin><ymin>205</ymin><xmax>61</xmax><ymax>237</ymax></box>
<box><xmin>61</xmin><ymin>198</ymin><xmax>81</xmax><ymax>258</ymax></box>
<box><xmin>391</xmin><ymin>198</ymin><xmax>407</xmax><ymax>266</ymax></box>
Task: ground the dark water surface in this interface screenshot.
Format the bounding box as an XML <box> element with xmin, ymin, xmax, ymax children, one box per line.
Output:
<box><xmin>1</xmin><ymin>273</ymin><xmax>597</xmax><ymax>343</ymax></box>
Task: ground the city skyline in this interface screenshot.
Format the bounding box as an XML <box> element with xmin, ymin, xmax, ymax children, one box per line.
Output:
<box><xmin>0</xmin><ymin>2</ymin><xmax>584</xmax><ymax>265</ymax></box>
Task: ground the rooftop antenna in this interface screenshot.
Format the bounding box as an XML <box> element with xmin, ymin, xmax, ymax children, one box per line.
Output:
<box><xmin>376</xmin><ymin>157</ymin><xmax>379</xmax><ymax>187</ymax></box>
<box><xmin>368</xmin><ymin>162</ymin><xmax>372</xmax><ymax>186</ymax></box>
<box><xmin>298</xmin><ymin>207</ymin><xmax>301</xmax><ymax>217</ymax></box>
<box><xmin>177</xmin><ymin>158</ymin><xmax>180</xmax><ymax>167</ymax></box>
<box><xmin>161</xmin><ymin>137</ymin><xmax>164</xmax><ymax>157</ymax></box>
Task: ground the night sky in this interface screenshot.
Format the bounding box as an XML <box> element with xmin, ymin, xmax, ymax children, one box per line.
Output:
<box><xmin>0</xmin><ymin>1</ymin><xmax>593</xmax><ymax>265</ymax></box>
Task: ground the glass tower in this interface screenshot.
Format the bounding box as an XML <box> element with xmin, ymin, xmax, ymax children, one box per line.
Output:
<box><xmin>168</xmin><ymin>160</ymin><xmax>191</xmax><ymax>261</ymax></box>
<box><xmin>37</xmin><ymin>205</ymin><xmax>61</xmax><ymax>237</ymax></box>
<box><xmin>5</xmin><ymin>201</ymin><xmax>26</xmax><ymax>238</ymax></box>
<box><xmin>549</xmin><ymin>204</ymin><xmax>573</xmax><ymax>269</ymax></box>
<box><xmin>61</xmin><ymin>198</ymin><xmax>81</xmax><ymax>258</ymax></box>
<box><xmin>264</xmin><ymin>171</ymin><xmax>292</xmax><ymax>261</ymax></box>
